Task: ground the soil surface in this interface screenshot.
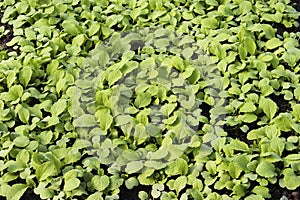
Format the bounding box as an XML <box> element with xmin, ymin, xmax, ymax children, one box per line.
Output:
<box><xmin>0</xmin><ymin>12</ymin><xmax>16</xmax><ymax>52</ymax></box>
<box><xmin>0</xmin><ymin>1</ymin><xmax>300</xmax><ymax>200</ymax></box>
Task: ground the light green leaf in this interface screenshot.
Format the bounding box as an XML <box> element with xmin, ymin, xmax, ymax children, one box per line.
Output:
<box><xmin>134</xmin><ymin>92</ymin><xmax>152</xmax><ymax>108</ymax></box>
<box><xmin>241</xmin><ymin>113</ymin><xmax>257</xmax><ymax>123</ymax></box>
<box><xmin>294</xmin><ymin>87</ymin><xmax>300</xmax><ymax>101</ymax></box>
<box><xmin>265</xmin><ymin>38</ymin><xmax>282</xmax><ymax>49</ymax></box>
<box><xmin>144</xmin><ymin>160</ymin><xmax>166</xmax><ymax>170</ymax></box>
<box><xmin>206</xmin><ymin>0</ymin><xmax>218</xmax><ymax>6</ymax></box>
<box><xmin>108</xmin><ymin>70</ymin><xmax>122</xmax><ymax>86</ymax></box>
<box><xmin>239</xmin><ymin>102</ymin><xmax>256</xmax><ymax>113</ymax></box>
<box><xmin>292</xmin><ymin>104</ymin><xmax>300</xmax><ymax>121</ymax></box>
<box><xmin>245</xmin><ymin>195</ymin><xmax>264</xmax><ymax>200</ymax></box>
<box><xmin>150</xmin><ymin>147</ymin><xmax>168</xmax><ymax>160</ymax></box>
<box><xmin>130</xmin><ymin>8</ymin><xmax>142</xmax><ymax>20</ymax></box>
<box><xmin>14</xmin><ymin>136</ymin><xmax>30</xmax><ymax>147</ymax></box>
<box><xmin>7</xmin><ymin>184</ymin><xmax>28</xmax><ymax>200</ymax></box>
<box><xmin>244</xmin><ymin>37</ymin><xmax>256</xmax><ymax>55</ymax></box>
<box><xmin>238</xmin><ymin>44</ymin><xmax>248</xmax><ymax>60</ymax></box>
<box><xmin>34</xmin><ymin>186</ymin><xmax>55</xmax><ymax>199</ymax></box>
<box><xmin>229</xmin><ymin>139</ymin><xmax>249</xmax><ymax>151</ymax></box>
<box><xmin>256</xmin><ymin>161</ymin><xmax>276</xmax><ymax>178</ymax></box>
<box><xmin>64</xmin><ymin>177</ymin><xmax>81</xmax><ymax>192</ymax></box>
<box><xmin>36</xmin><ymin>161</ymin><xmax>58</xmax><ymax>181</ymax></box>
<box><xmin>86</xmin><ymin>192</ymin><xmax>104</xmax><ymax>200</ymax></box>
<box><xmin>270</xmin><ymin>137</ymin><xmax>285</xmax><ymax>156</ymax></box>
<box><xmin>25</xmin><ymin>28</ymin><xmax>36</xmax><ymax>40</ymax></box>
<box><xmin>259</xmin><ymin>97</ymin><xmax>277</xmax><ymax>120</ymax></box>
<box><xmin>18</xmin><ymin>106</ymin><xmax>30</xmax><ymax>123</ymax></box>
<box><xmin>7</xmin><ymin>71</ymin><xmax>16</xmax><ymax>88</ymax></box>
<box><xmin>115</xmin><ymin>115</ymin><xmax>131</xmax><ymax>126</ymax></box>
<box><xmin>174</xmin><ymin>176</ymin><xmax>187</xmax><ymax>194</ymax></box>
<box><xmin>73</xmin><ymin>114</ymin><xmax>97</xmax><ymax>127</ymax></box>
<box><xmin>125</xmin><ymin>177</ymin><xmax>139</xmax><ymax>189</ymax></box>
<box><xmin>252</xmin><ymin>186</ymin><xmax>271</xmax><ymax>198</ymax></box>
<box><xmin>95</xmin><ymin>108</ymin><xmax>113</xmax><ymax>131</ymax></box>
<box><xmin>62</xmin><ymin>19</ymin><xmax>84</xmax><ymax>36</ymax></box>
<box><xmin>201</xmin><ymin>17</ymin><xmax>219</xmax><ymax>29</ymax></box>
<box><xmin>56</xmin><ymin>78</ymin><xmax>67</xmax><ymax>94</ymax></box>
<box><xmin>172</xmin><ymin>55</ymin><xmax>185</xmax><ymax>72</ymax></box>
<box><xmin>72</xmin><ymin>34</ymin><xmax>85</xmax><ymax>46</ymax></box>
<box><xmin>88</xmin><ymin>22</ymin><xmax>101</xmax><ymax>37</ymax></box>
<box><xmin>99</xmin><ymin>50</ymin><xmax>110</xmax><ymax>67</ymax></box>
<box><xmin>282</xmin><ymin>168</ymin><xmax>300</xmax><ymax>190</ymax></box>
<box><xmin>125</xmin><ymin>161</ymin><xmax>144</xmax><ymax>174</ymax></box>
<box><xmin>50</xmin><ymin>99</ymin><xmax>67</xmax><ymax>116</ymax></box>
<box><xmin>92</xmin><ymin>175</ymin><xmax>110</xmax><ymax>191</ymax></box>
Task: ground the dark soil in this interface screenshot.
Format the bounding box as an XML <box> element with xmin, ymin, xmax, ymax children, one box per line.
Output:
<box><xmin>0</xmin><ymin>188</ymin><xmax>41</xmax><ymax>200</ymax></box>
<box><xmin>20</xmin><ymin>189</ymin><xmax>41</xmax><ymax>200</ymax></box>
<box><xmin>270</xmin><ymin>182</ymin><xmax>300</xmax><ymax>200</ymax></box>
<box><xmin>269</xmin><ymin>94</ymin><xmax>291</xmax><ymax>113</ymax></box>
<box><xmin>119</xmin><ymin>184</ymin><xmax>152</xmax><ymax>200</ymax></box>
<box><xmin>0</xmin><ymin>12</ymin><xmax>18</xmax><ymax>53</ymax></box>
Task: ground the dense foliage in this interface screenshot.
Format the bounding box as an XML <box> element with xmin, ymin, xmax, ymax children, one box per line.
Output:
<box><xmin>0</xmin><ymin>0</ymin><xmax>300</xmax><ymax>199</ymax></box>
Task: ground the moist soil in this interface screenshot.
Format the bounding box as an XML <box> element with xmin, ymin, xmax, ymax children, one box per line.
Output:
<box><xmin>0</xmin><ymin>1</ymin><xmax>300</xmax><ymax>200</ymax></box>
<box><xmin>0</xmin><ymin>12</ymin><xmax>16</xmax><ymax>52</ymax></box>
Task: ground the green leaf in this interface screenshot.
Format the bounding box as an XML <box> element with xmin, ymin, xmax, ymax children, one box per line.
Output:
<box><xmin>72</xmin><ymin>34</ymin><xmax>85</xmax><ymax>46</ymax></box>
<box><xmin>115</xmin><ymin>115</ymin><xmax>131</xmax><ymax>126</ymax></box>
<box><xmin>201</xmin><ymin>17</ymin><xmax>219</xmax><ymax>29</ymax></box>
<box><xmin>241</xmin><ymin>113</ymin><xmax>257</xmax><ymax>123</ymax></box>
<box><xmin>239</xmin><ymin>1</ymin><xmax>252</xmax><ymax>15</ymax></box>
<box><xmin>64</xmin><ymin>177</ymin><xmax>81</xmax><ymax>192</ymax></box>
<box><xmin>175</xmin><ymin>158</ymin><xmax>188</xmax><ymax>176</ymax></box>
<box><xmin>256</xmin><ymin>161</ymin><xmax>276</xmax><ymax>178</ymax></box>
<box><xmin>244</xmin><ymin>37</ymin><xmax>256</xmax><ymax>55</ymax></box>
<box><xmin>36</xmin><ymin>161</ymin><xmax>58</xmax><ymax>181</ymax></box>
<box><xmin>108</xmin><ymin>70</ymin><xmax>122</xmax><ymax>86</ymax></box>
<box><xmin>73</xmin><ymin>114</ymin><xmax>97</xmax><ymax>127</ymax></box>
<box><xmin>150</xmin><ymin>147</ymin><xmax>168</xmax><ymax>160</ymax></box>
<box><xmin>172</xmin><ymin>55</ymin><xmax>185</xmax><ymax>72</ymax></box>
<box><xmin>125</xmin><ymin>161</ymin><xmax>144</xmax><ymax>174</ymax></box>
<box><xmin>270</xmin><ymin>137</ymin><xmax>285</xmax><ymax>156</ymax></box>
<box><xmin>62</xmin><ymin>19</ymin><xmax>84</xmax><ymax>36</ymax></box>
<box><xmin>239</xmin><ymin>102</ymin><xmax>256</xmax><ymax>113</ymax></box>
<box><xmin>134</xmin><ymin>92</ymin><xmax>152</xmax><ymax>108</ymax></box>
<box><xmin>25</xmin><ymin>28</ymin><xmax>36</xmax><ymax>40</ymax></box>
<box><xmin>14</xmin><ymin>136</ymin><xmax>30</xmax><ymax>147</ymax></box>
<box><xmin>292</xmin><ymin>104</ymin><xmax>300</xmax><ymax>121</ymax></box>
<box><xmin>259</xmin><ymin>97</ymin><xmax>277</xmax><ymax>120</ymax></box>
<box><xmin>98</xmin><ymin>50</ymin><xmax>110</xmax><ymax>67</ymax></box>
<box><xmin>92</xmin><ymin>175</ymin><xmax>110</xmax><ymax>191</ymax></box>
<box><xmin>282</xmin><ymin>168</ymin><xmax>300</xmax><ymax>190</ymax></box>
<box><xmin>95</xmin><ymin>108</ymin><xmax>113</xmax><ymax>131</ymax></box>
<box><xmin>18</xmin><ymin>106</ymin><xmax>30</xmax><ymax>123</ymax></box>
<box><xmin>130</xmin><ymin>8</ymin><xmax>142</xmax><ymax>20</ymax></box>
<box><xmin>238</xmin><ymin>45</ymin><xmax>247</xmax><ymax>60</ymax></box>
<box><xmin>229</xmin><ymin>139</ymin><xmax>249</xmax><ymax>152</ymax></box>
<box><xmin>34</xmin><ymin>186</ymin><xmax>55</xmax><ymax>199</ymax></box>
<box><xmin>86</xmin><ymin>192</ymin><xmax>104</xmax><ymax>200</ymax></box>
<box><xmin>7</xmin><ymin>184</ymin><xmax>28</xmax><ymax>200</ymax></box>
<box><xmin>245</xmin><ymin>195</ymin><xmax>264</xmax><ymax>200</ymax></box>
<box><xmin>174</xmin><ymin>176</ymin><xmax>187</xmax><ymax>194</ymax></box>
<box><xmin>125</xmin><ymin>177</ymin><xmax>139</xmax><ymax>189</ymax></box>
<box><xmin>265</xmin><ymin>38</ymin><xmax>282</xmax><ymax>49</ymax></box>
<box><xmin>252</xmin><ymin>186</ymin><xmax>271</xmax><ymax>198</ymax></box>
<box><xmin>138</xmin><ymin>191</ymin><xmax>149</xmax><ymax>200</ymax></box>
<box><xmin>88</xmin><ymin>22</ymin><xmax>101</xmax><ymax>37</ymax></box>
<box><xmin>206</xmin><ymin>0</ymin><xmax>218</xmax><ymax>6</ymax></box>
<box><xmin>50</xmin><ymin>99</ymin><xmax>67</xmax><ymax>116</ymax></box>
<box><xmin>7</xmin><ymin>71</ymin><xmax>16</xmax><ymax>88</ymax></box>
